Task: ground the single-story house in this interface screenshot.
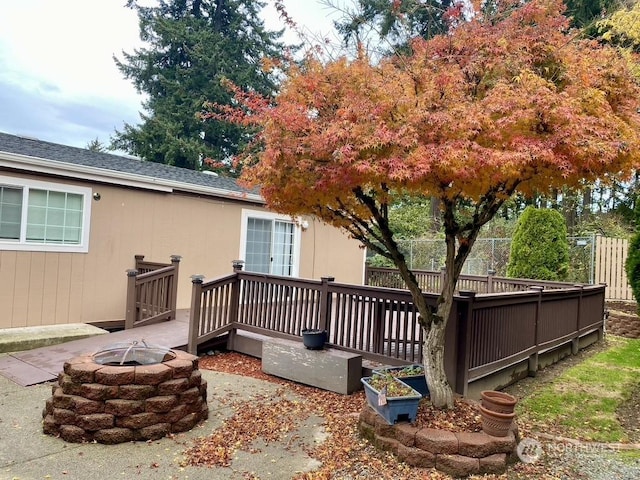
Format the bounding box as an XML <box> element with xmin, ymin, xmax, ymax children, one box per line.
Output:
<box><xmin>0</xmin><ymin>132</ymin><xmax>365</xmax><ymax>330</ymax></box>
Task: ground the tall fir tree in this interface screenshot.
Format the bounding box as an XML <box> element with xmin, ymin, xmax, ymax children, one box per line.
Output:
<box><xmin>336</xmin><ymin>0</ymin><xmax>621</xmax><ymax>53</ymax></box>
<box><xmin>112</xmin><ymin>0</ymin><xmax>285</xmax><ymax>173</ymax></box>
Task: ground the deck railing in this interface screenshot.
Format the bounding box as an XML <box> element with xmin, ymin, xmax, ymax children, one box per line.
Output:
<box><xmin>187</xmin><ymin>266</ymin><xmax>605</xmax><ymax>395</ymax></box>
<box><xmin>365</xmin><ymin>265</ymin><xmax>576</xmax><ymax>293</ymax></box>
<box><xmin>125</xmin><ymin>255</ymin><xmax>181</xmax><ymax>329</ymax></box>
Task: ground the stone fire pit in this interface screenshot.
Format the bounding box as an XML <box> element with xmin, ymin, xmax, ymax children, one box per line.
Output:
<box><xmin>42</xmin><ymin>341</ymin><xmax>208</xmax><ymax>444</ymax></box>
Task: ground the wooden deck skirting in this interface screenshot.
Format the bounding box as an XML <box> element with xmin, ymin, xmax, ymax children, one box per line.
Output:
<box><xmin>187</xmin><ymin>267</ymin><xmax>606</xmax><ymax>396</ymax></box>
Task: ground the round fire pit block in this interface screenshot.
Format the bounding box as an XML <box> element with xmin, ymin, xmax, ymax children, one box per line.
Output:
<box><xmin>43</xmin><ymin>349</ymin><xmax>208</xmax><ymax>443</ymax></box>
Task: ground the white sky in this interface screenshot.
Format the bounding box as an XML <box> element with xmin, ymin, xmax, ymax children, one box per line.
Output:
<box><xmin>0</xmin><ymin>0</ymin><xmax>346</xmax><ymax>149</ymax></box>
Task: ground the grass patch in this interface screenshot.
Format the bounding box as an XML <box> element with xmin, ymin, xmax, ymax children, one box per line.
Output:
<box><xmin>613</xmin><ymin>449</ymin><xmax>640</xmax><ymax>464</ymax></box>
<box><xmin>518</xmin><ymin>336</ymin><xmax>640</xmax><ymax>443</ymax></box>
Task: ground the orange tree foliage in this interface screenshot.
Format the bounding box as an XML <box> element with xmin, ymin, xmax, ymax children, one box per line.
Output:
<box><xmin>207</xmin><ymin>0</ymin><xmax>640</xmax><ymax>408</ymax></box>
<box><xmin>223</xmin><ymin>1</ymin><xmax>640</xmax><ymax>217</ymax></box>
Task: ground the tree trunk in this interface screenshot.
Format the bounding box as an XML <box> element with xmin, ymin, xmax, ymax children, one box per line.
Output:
<box><xmin>420</xmin><ymin>237</ymin><xmax>458</xmax><ymax>409</ymax></box>
<box><xmin>422</xmin><ymin>309</ymin><xmax>454</xmax><ymax>408</ymax></box>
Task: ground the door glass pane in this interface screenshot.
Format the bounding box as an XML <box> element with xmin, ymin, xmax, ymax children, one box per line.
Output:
<box><xmin>0</xmin><ymin>186</ymin><xmax>23</xmax><ymax>240</ymax></box>
<box><xmin>245</xmin><ymin>217</ymin><xmax>272</xmax><ymax>274</ymax></box>
<box><xmin>272</xmin><ymin>221</ymin><xmax>294</xmax><ymax>276</ymax></box>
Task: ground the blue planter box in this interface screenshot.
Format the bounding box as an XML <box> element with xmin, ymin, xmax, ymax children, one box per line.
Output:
<box><xmin>361</xmin><ymin>376</ymin><xmax>421</xmax><ymax>425</ymax></box>
<box><xmin>373</xmin><ymin>365</ymin><xmax>429</xmax><ymax>397</ymax></box>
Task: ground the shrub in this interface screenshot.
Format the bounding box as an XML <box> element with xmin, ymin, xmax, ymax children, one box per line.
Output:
<box><xmin>625</xmin><ymin>203</ymin><xmax>640</xmax><ymax>306</ymax></box>
<box><xmin>507</xmin><ymin>207</ymin><xmax>570</xmax><ymax>281</ymax></box>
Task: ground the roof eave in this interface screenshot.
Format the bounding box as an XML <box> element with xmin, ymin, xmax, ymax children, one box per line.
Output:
<box><xmin>0</xmin><ymin>150</ymin><xmax>265</xmax><ymax>204</ymax></box>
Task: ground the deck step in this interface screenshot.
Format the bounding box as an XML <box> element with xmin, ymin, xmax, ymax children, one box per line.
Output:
<box><xmin>0</xmin><ymin>324</ymin><xmax>108</xmax><ymax>354</ymax></box>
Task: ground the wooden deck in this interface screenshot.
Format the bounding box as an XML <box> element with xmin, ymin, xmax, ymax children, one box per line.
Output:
<box><xmin>0</xmin><ymin>310</ymin><xmax>190</xmax><ymax>387</ymax></box>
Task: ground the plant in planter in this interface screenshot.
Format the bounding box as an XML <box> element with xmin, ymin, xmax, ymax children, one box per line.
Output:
<box><xmin>361</xmin><ymin>373</ymin><xmax>422</xmax><ymax>425</ymax></box>
<box><xmin>374</xmin><ymin>364</ymin><xmax>429</xmax><ymax>397</ymax></box>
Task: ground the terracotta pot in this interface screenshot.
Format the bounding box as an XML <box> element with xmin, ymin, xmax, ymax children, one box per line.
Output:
<box><xmin>480</xmin><ymin>390</ymin><xmax>518</xmax><ymax>414</ymax></box>
<box><xmin>479</xmin><ymin>404</ymin><xmax>515</xmax><ymax>437</ymax></box>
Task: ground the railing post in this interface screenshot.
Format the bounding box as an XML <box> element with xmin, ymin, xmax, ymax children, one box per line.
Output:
<box><xmin>598</xmin><ymin>283</ymin><xmax>607</xmax><ymax>340</ymax></box>
<box><xmin>169</xmin><ymin>255</ymin><xmax>181</xmax><ymax>319</ymax></box>
<box><xmin>487</xmin><ymin>269</ymin><xmax>496</xmax><ymax>294</ymax></box>
<box><xmin>188</xmin><ymin>275</ymin><xmax>205</xmax><ymax>355</ymax></box>
<box><xmin>455</xmin><ymin>290</ymin><xmax>475</xmax><ymax>397</ymax></box>
<box><xmin>318</xmin><ymin>276</ymin><xmax>334</xmax><ymax>334</ymax></box>
<box><xmin>229</xmin><ymin>263</ymin><xmax>243</xmax><ymax>325</ymax></box>
<box><xmin>232</xmin><ymin>259</ymin><xmax>245</xmax><ymax>272</ymax></box>
<box><xmin>572</xmin><ymin>284</ymin><xmax>583</xmax><ymax>355</ymax></box>
<box><xmin>373</xmin><ymin>299</ymin><xmax>386</xmax><ymax>354</ymax></box>
<box><xmin>364</xmin><ymin>264</ymin><xmax>370</xmax><ymax>286</ymax></box>
<box><xmin>134</xmin><ymin>254</ymin><xmax>144</xmax><ymax>270</ymax></box>
<box><xmin>528</xmin><ymin>286</ymin><xmax>544</xmax><ymax>376</ymax></box>
<box><xmin>125</xmin><ymin>269</ymin><xmax>139</xmax><ymax>330</ymax></box>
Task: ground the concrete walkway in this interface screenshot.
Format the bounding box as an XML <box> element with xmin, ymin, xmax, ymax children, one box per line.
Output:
<box><xmin>0</xmin><ymin>364</ymin><xmax>325</xmax><ymax>480</ymax></box>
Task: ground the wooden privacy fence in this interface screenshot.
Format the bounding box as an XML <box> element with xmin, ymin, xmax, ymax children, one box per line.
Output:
<box><xmin>125</xmin><ymin>255</ymin><xmax>181</xmax><ymax>329</ymax></box>
<box><xmin>188</xmin><ymin>267</ymin><xmax>605</xmax><ymax>396</ymax></box>
<box><xmin>595</xmin><ymin>236</ymin><xmax>634</xmax><ymax>301</ymax></box>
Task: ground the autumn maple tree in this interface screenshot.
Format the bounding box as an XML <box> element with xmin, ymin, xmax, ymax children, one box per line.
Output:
<box><xmin>207</xmin><ymin>0</ymin><xmax>640</xmax><ymax>408</ymax></box>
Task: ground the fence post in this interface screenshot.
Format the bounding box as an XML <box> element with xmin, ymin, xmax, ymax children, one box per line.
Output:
<box><xmin>528</xmin><ymin>286</ymin><xmax>544</xmax><ymax>376</ymax></box>
<box><xmin>125</xmin><ymin>269</ymin><xmax>139</xmax><ymax>330</ymax></box>
<box><xmin>318</xmin><ymin>276</ymin><xmax>334</xmax><ymax>334</ymax></box>
<box><xmin>169</xmin><ymin>255</ymin><xmax>181</xmax><ymax>319</ymax></box>
<box><xmin>188</xmin><ymin>275</ymin><xmax>205</xmax><ymax>355</ymax></box>
<box><xmin>455</xmin><ymin>290</ymin><xmax>475</xmax><ymax>397</ymax></box>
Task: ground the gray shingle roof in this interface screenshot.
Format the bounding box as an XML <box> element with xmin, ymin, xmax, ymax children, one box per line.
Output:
<box><xmin>0</xmin><ymin>132</ymin><xmax>258</xmax><ymax>199</ymax></box>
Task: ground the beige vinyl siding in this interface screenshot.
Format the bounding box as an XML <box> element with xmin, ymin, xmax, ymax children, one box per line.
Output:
<box><xmin>0</xmin><ymin>172</ymin><xmax>364</xmax><ymax>328</ymax></box>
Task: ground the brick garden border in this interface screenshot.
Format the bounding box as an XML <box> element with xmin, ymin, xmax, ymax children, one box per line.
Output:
<box><xmin>358</xmin><ymin>404</ymin><xmax>518</xmax><ymax>478</ymax></box>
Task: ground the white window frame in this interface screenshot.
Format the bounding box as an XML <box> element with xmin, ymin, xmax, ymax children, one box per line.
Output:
<box><xmin>239</xmin><ymin>209</ymin><xmax>301</xmax><ymax>277</ymax></box>
<box><xmin>0</xmin><ymin>175</ymin><xmax>92</xmax><ymax>253</ymax></box>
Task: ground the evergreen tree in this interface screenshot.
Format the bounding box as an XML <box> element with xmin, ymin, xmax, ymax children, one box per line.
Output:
<box><xmin>625</xmin><ymin>202</ymin><xmax>640</xmax><ymax>308</ymax></box>
<box><xmin>336</xmin><ymin>0</ymin><xmax>620</xmax><ymax>51</ymax></box>
<box><xmin>507</xmin><ymin>207</ymin><xmax>570</xmax><ymax>281</ymax></box>
<box><xmin>86</xmin><ymin>137</ymin><xmax>107</xmax><ymax>152</ymax></box>
<box><xmin>112</xmin><ymin>0</ymin><xmax>285</xmax><ymax>173</ymax></box>
<box><xmin>335</xmin><ymin>0</ymin><xmax>452</xmax><ymax>53</ymax></box>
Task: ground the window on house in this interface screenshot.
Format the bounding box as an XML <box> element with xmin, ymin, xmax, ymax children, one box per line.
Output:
<box><xmin>241</xmin><ymin>210</ymin><xmax>300</xmax><ymax>276</ymax></box>
<box><xmin>0</xmin><ymin>176</ymin><xmax>91</xmax><ymax>252</ymax></box>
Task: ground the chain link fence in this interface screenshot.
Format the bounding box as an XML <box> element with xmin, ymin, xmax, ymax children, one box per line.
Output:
<box><xmin>388</xmin><ymin>235</ymin><xmax>596</xmax><ymax>284</ymax></box>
